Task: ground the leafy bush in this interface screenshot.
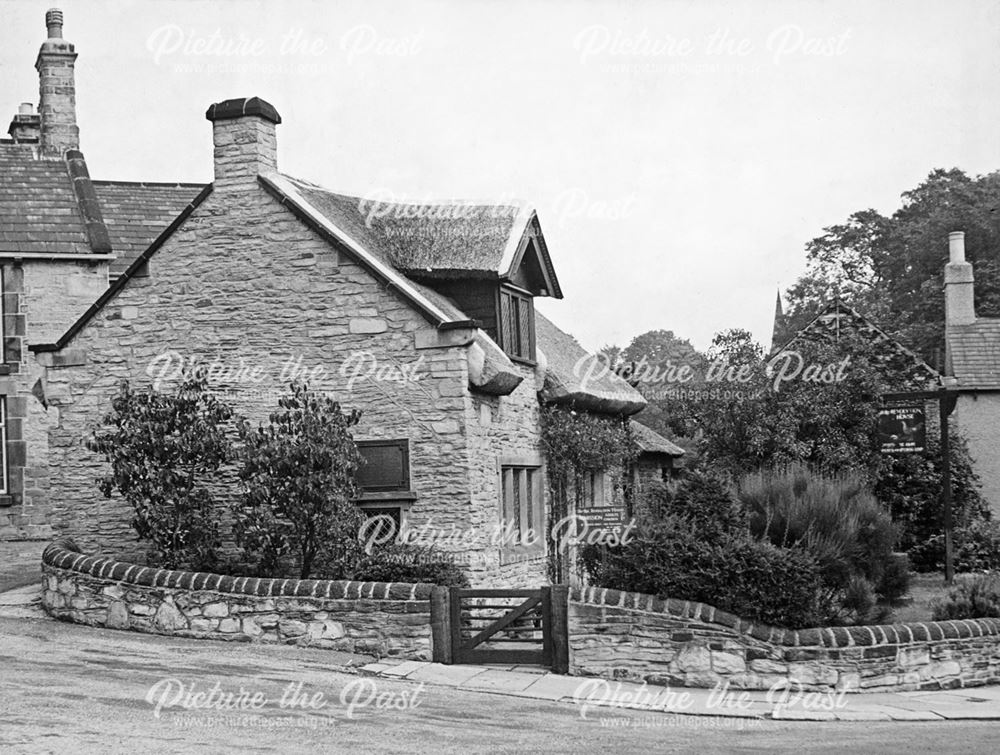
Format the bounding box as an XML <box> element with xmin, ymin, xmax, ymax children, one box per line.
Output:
<box><xmin>876</xmin><ymin>432</ymin><xmax>988</xmax><ymax>552</ymax></box>
<box><xmin>88</xmin><ymin>379</ymin><xmax>233</xmax><ymax>570</ymax></box>
<box><xmin>932</xmin><ymin>572</ymin><xmax>1000</xmax><ymax>620</ymax></box>
<box><xmin>581</xmin><ymin>471</ymin><xmax>825</xmax><ymax>628</ymax></box>
<box><xmin>737</xmin><ymin>465</ymin><xmax>908</xmax><ymax>623</ymax></box>
<box><xmin>638</xmin><ymin>475</ymin><xmax>746</xmax><ymax>539</ymax></box>
<box><xmin>235</xmin><ymin>382</ymin><xmax>366</xmax><ymax>579</ymax></box>
<box><xmin>343</xmin><ymin>546</ymin><xmax>469</xmax><ymax>587</ymax></box>
<box><xmin>908</xmin><ymin>519</ymin><xmax>1000</xmax><ymax>573</ymax></box>
<box><xmin>582</xmin><ymin>514</ymin><xmax>822</xmax><ymax>628</ymax></box>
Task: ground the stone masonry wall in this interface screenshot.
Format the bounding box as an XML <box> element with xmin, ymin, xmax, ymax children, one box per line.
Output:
<box><xmin>23</xmin><ymin>260</ymin><xmax>109</xmax><ymax>344</ymax></box>
<box><xmin>1</xmin><ymin>259</ymin><xmax>108</xmax><ymax>538</ymax></box>
<box><xmin>35</xmin><ymin>173</ymin><xmax>500</xmax><ymax>576</ymax></box>
<box><xmin>41</xmin><ymin>540</ymin><xmax>433</xmax><ymax>659</ymax></box>
<box><xmin>570</xmin><ymin>586</ymin><xmax>1000</xmax><ymax>693</ymax></box>
<box><xmin>954</xmin><ymin>392</ymin><xmax>1000</xmax><ymax>518</ymax></box>
<box><xmin>464</xmin><ymin>369</ymin><xmax>549</xmax><ymax>587</ymax></box>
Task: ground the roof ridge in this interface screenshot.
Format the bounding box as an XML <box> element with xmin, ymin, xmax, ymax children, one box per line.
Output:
<box><xmin>91</xmin><ymin>179</ymin><xmax>208</xmax><ymax>188</ymax></box>
<box><xmin>280</xmin><ymin>172</ymin><xmax>530</xmax><ymax>211</ymax></box>
<box><xmin>65</xmin><ymin>150</ymin><xmax>112</xmax><ymax>254</ymax></box>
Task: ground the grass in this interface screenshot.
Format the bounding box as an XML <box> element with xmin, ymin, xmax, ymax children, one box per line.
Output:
<box><xmin>890</xmin><ymin>572</ymin><xmax>958</xmax><ymax>624</ymax></box>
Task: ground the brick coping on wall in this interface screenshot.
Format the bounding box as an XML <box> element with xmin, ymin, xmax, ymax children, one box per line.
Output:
<box><xmin>42</xmin><ymin>539</ymin><xmax>436</xmax><ymax>602</ymax></box>
<box><xmin>570</xmin><ymin>585</ymin><xmax>1000</xmax><ymax>648</ymax></box>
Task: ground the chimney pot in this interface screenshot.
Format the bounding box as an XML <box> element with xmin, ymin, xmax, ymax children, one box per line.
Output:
<box><xmin>36</xmin><ymin>7</ymin><xmax>78</xmax><ymax>156</ymax></box>
<box><xmin>949</xmin><ymin>231</ymin><xmax>966</xmax><ymax>264</ymax></box>
<box><xmin>46</xmin><ymin>8</ymin><xmax>64</xmax><ymax>38</ymax></box>
<box><xmin>18</xmin><ymin>102</ymin><xmax>34</xmax><ymax>115</ymax></box>
<box><xmin>205</xmin><ymin>96</ymin><xmax>281</xmax><ymax>186</ymax></box>
<box><xmin>945</xmin><ymin>230</ymin><xmax>976</xmax><ymax>327</ymax></box>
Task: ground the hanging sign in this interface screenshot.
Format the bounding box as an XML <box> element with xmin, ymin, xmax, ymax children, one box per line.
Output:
<box><xmin>878</xmin><ymin>404</ymin><xmax>926</xmax><ymax>454</ymax></box>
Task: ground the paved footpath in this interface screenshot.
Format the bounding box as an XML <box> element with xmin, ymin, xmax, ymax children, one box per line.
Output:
<box><xmin>356</xmin><ymin>658</ymin><xmax>1000</xmax><ymax>722</ymax></box>
<box><xmin>3</xmin><ymin>583</ymin><xmax>1000</xmax><ymax>724</ymax></box>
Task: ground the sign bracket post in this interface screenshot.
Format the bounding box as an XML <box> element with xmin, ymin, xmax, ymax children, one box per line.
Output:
<box><xmin>881</xmin><ymin>388</ymin><xmax>958</xmax><ymax>584</ymax></box>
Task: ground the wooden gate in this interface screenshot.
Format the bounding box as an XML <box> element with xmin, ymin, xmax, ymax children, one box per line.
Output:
<box><xmin>431</xmin><ymin>586</ymin><xmax>569</xmax><ymax>673</ymax></box>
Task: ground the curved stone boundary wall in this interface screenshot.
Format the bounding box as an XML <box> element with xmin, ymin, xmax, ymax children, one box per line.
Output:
<box><xmin>41</xmin><ymin>540</ymin><xmax>434</xmax><ymax>660</ymax></box>
<box><xmin>569</xmin><ymin>586</ymin><xmax>1000</xmax><ymax>693</ymax></box>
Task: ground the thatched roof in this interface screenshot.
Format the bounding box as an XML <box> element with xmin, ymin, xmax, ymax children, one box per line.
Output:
<box><xmin>630</xmin><ymin>420</ymin><xmax>685</xmax><ymax>457</ymax></box>
<box><xmin>535</xmin><ymin>311</ymin><xmax>646</xmax><ymax>415</ymax></box>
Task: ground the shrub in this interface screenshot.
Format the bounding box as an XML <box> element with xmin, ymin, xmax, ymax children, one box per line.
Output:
<box><xmin>581</xmin><ymin>471</ymin><xmax>825</xmax><ymax>628</ymax></box>
<box><xmin>235</xmin><ymin>382</ymin><xmax>366</xmax><ymax>579</ymax></box>
<box><xmin>88</xmin><ymin>378</ymin><xmax>233</xmax><ymax>571</ymax></box>
<box><xmin>876</xmin><ymin>432</ymin><xmax>987</xmax><ymax>551</ymax></box>
<box><xmin>908</xmin><ymin>520</ymin><xmax>1000</xmax><ymax>573</ymax></box>
<box><xmin>581</xmin><ymin>514</ymin><xmax>823</xmax><ymax>628</ymax></box>
<box><xmin>737</xmin><ymin>465</ymin><xmax>908</xmax><ymax>623</ymax></box>
<box><xmin>932</xmin><ymin>572</ymin><xmax>1000</xmax><ymax>620</ymax></box>
<box><xmin>639</xmin><ymin>475</ymin><xmax>746</xmax><ymax>540</ymax></box>
<box><xmin>344</xmin><ymin>546</ymin><xmax>469</xmax><ymax>587</ymax></box>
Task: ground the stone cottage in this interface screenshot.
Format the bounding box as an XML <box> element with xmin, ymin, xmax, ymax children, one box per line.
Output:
<box><xmin>11</xmin><ymin>10</ymin><xmax>676</xmax><ymax>586</ymax></box>
<box><xmin>770</xmin><ymin>297</ymin><xmax>941</xmax><ymax>386</ymax></box>
<box><xmin>0</xmin><ymin>9</ymin><xmax>203</xmax><ymax>539</ymax></box>
<box><xmin>943</xmin><ymin>230</ymin><xmax>1000</xmax><ymax>516</ymax></box>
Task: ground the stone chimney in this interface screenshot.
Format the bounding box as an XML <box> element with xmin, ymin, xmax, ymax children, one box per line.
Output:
<box><xmin>35</xmin><ymin>8</ymin><xmax>79</xmax><ymax>156</ymax></box>
<box><xmin>205</xmin><ymin>97</ymin><xmax>281</xmax><ymax>188</ymax></box>
<box><xmin>7</xmin><ymin>103</ymin><xmax>41</xmax><ymax>143</ymax></box>
<box><xmin>945</xmin><ymin>231</ymin><xmax>976</xmax><ymax>326</ymax></box>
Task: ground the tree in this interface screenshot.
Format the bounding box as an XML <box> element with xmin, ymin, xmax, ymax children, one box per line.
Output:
<box><xmin>88</xmin><ymin>379</ymin><xmax>233</xmax><ymax>570</ymax></box>
<box><xmin>781</xmin><ymin>168</ymin><xmax>1000</xmax><ymax>362</ymax></box>
<box><xmin>687</xmin><ymin>329</ymin><xmax>986</xmax><ymax>550</ymax></box>
<box><xmin>620</xmin><ymin>329</ymin><xmax>705</xmax><ymax>375</ymax></box>
<box><xmin>235</xmin><ymin>383</ymin><xmax>365</xmax><ymax>579</ymax></box>
<box><xmin>616</xmin><ymin>329</ymin><xmax>707</xmax><ymax>440</ymax></box>
<box><xmin>596</xmin><ymin>344</ymin><xmax>622</xmax><ymax>369</ymax></box>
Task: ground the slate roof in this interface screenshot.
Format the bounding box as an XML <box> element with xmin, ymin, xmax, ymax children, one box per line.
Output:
<box><xmin>92</xmin><ymin>181</ymin><xmax>207</xmax><ymax>277</ymax></box>
<box><xmin>0</xmin><ymin>143</ymin><xmax>205</xmax><ymax>268</ymax></box>
<box><xmin>534</xmin><ymin>310</ymin><xmax>646</xmax><ymax>415</ymax></box>
<box><xmin>630</xmin><ymin>420</ymin><xmax>685</xmax><ymax>457</ymax></box>
<box><xmin>947</xmin><ymin>320</ymin><xmax>1000</xmax><ymax>390</ymax></box>
<box><xmin>0</xmin><ymin>143</ymin><xmax>91</xmax><ymax>254</ymax></box>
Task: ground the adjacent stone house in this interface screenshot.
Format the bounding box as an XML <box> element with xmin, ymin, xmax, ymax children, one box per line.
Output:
<box><xmin>770</xmin><ymin>297</ymin><xmax>940</xmax><ymax>387</ymax></box>
<box><xmin>943</xmin><ymin>231</ymin><xmax>1000</xmax><ymax>516</ymax></box>
<box><xmin>0</xmin><ymin>10</ymin><xmax>203</xmax><ymax>539</ymax></box>
<box><xmin>628</xmin><ymin>420</ymin><xmax>684</xmax><ymax>497</ymax></box>
<box><xmin>10</xmin><ymin>10</ymin><xmax>674</xmax><ymax>586</ymax></box>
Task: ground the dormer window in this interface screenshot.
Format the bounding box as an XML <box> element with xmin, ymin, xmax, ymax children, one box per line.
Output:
<box><xmin>498</xmin><ymin>285</ymin><xmax>535</xmax><ymax>363</ymax></box>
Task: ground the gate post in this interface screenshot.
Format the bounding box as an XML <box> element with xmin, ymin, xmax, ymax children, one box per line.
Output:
<box><xmin>430</xmin><ymin>586</ymin><xmax>453</xmax><ymax>664</ymax></box>
<box><xmin>550</xmin><ymin>584</ymin><xmax>569</xmax><ymax>675</ymax></box>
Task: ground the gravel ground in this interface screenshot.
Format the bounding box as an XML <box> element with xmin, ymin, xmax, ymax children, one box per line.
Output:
<box><xmin>2</xmin><ymin>613</ymin><xmax>1000</xmax><ymax>754</ymax></box>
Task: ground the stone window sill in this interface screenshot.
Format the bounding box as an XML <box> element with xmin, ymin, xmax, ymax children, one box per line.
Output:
<box><xmin>356</xmin><ymin>491</ymin><xmax>417</xmax><ymax>502</ymax></box>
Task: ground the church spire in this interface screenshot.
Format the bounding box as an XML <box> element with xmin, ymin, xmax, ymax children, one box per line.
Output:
<box><xmin>770</xmin><ymin>288</ymin><xmax>784</xmax><ymax>353</ymax></box>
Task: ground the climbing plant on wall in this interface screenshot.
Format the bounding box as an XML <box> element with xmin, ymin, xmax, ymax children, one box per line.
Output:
<box><xmin>539</xmin><ymin>404</ymin><xmax>639</xmax><ymax>582</ymax></box>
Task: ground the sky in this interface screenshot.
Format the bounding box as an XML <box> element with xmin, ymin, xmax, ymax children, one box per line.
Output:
<box><xmin>3</xmin><ymin>0</ymin><xmax>999</xmax><ymax>352</ymax></box>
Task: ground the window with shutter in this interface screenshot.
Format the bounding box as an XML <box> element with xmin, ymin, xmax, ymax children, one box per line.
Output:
<box><xmin>498</xmin><ymin>286</ymin><xmax>536</xmax><ymax>363</ymax></box>
<box><xmin>355</xmin><ymin>439</ymin><xmax>413</xmax><ymax>541</ymax></box>
<box><xmin>356</xmin><ymin>440</ymin><xmax>409</xmax><ymax>492</ymax></box>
